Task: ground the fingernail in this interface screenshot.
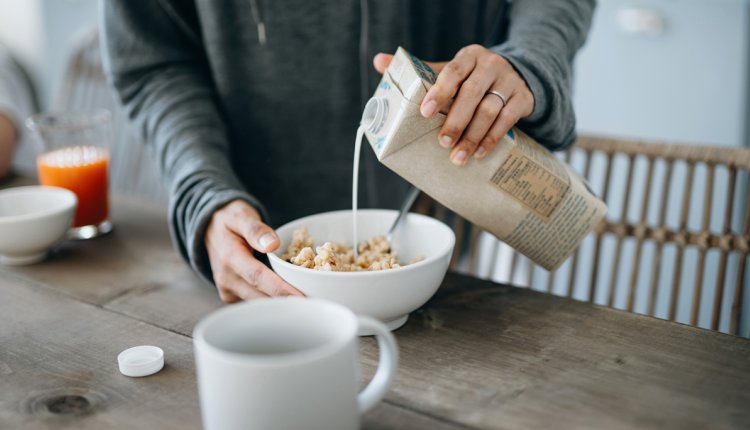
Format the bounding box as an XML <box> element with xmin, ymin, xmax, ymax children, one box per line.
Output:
<box><xmin>474</xmin><ymin>146</ymin><xmax>487</xmax><ymax>158</ymax></box>
<box><xmin>421</xmin><ymin>100</ymin><xmax>437</xmax><ymax>117</ymax></box>
<box><xmin>439</xmin><ymin>135</ymin><xmax>453</xmax><ymax>148</ymax></box>
<box><xmin>451</xmin><ymin>150</ymin><xmax>467</xmax><ymax>166</ymax></box>
<box><xmin>258</xmin><ymin>233</ymin><xmax>277</xmax><ymax>250</ymax></box>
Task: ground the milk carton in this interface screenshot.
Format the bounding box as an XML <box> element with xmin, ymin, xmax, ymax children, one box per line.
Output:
<box><xmin>361</xmin><ymin>47</ymin><xmax>607</xmax><ymax>271</ymax></box>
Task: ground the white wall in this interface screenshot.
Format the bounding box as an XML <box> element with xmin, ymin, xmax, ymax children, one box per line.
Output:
<box><xmin>0</xmin><ymin>0</ymin><xmax>98</xmax><ymax>110</ymax></box>
<box><xmin>573</xmin><ymin>0</ymin><xmax>750</xmax><ymax>147</ymax></box>
<box><xmin>0</xmin><ymin>0</ymin><xmax>43</xmax><ymax>90</ymax></box>
<box><xmin>38</xmin><ymin>0</ymin><xmax>99</xmax><ymax>109</ymax></box>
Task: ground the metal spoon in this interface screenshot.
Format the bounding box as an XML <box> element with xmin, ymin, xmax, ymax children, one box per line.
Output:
<box><xmin>386</xmin><ymin>186</ymin><xmax>421</xmax><ymax>247</ymax></box>
<box><xmin>355</xmin><ymin>186</ymin><xmax>420</xmax><ymax>256</ymax></box>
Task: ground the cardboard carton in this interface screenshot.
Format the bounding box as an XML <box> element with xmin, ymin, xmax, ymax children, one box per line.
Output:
<box><xmin>361</xmin><ymin>47</ymin><xmax>607</xmax><ymax>271</ymax></box>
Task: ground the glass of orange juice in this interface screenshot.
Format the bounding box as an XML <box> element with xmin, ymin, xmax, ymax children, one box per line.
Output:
<box><xmin>26</xmin><ymin>109</ymin><xmax>113</xmax><ymax>239</ymax></box>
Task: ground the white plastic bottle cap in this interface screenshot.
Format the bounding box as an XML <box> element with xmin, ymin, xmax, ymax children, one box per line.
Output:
<box><xmin>118</xmin><ymin>345</ymin><xmax>165</xmax><ymax>377</ymax></box>
<box><xmin>361</xmin><ymin>97</ymin><xmax>389</xmax><ymax>134</ymax></box>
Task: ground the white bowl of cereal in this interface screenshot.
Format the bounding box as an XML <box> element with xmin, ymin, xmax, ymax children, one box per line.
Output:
<box><xmin>268</xmin><ymin>209</ymin><xmax>455</xmax><ymax>333</ymax></box>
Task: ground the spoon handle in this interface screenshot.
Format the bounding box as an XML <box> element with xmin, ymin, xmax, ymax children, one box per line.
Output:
<box><xmin>387</xmin><ymin>186</ymin><xmax>421</xmax><ymax>241</ymax></box>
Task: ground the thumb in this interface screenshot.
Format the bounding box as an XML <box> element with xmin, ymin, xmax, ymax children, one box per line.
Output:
<box><xmin>373</xmin><ymin>53</ymin><xmax>392</xmax><ymax>74</ymax></box>
<box><xmin>217</xmin><ymin>200</ymin><xmax>282</xmax><ymax>254</ymax></box>
<box><xmin>242</xmin><ymin>217</ymin><xmax>281</xmax><ymax>254</ymax></box>
<box><xmin>250</xmin><ymin>223</ymin><xmax>280</xmax><ymax>254</ymax></box>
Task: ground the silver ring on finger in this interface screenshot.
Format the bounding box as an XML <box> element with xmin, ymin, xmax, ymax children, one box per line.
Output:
<box><xmin>487</xmin><ymin>90</ymin><xmax>507</xmax><ymax>108</ymax></box>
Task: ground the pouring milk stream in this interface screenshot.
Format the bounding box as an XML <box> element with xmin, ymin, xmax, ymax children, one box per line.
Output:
<box><xmin>354</xmin><ymin>47</ymin><xmax>607</xmax><ymax>271</ymax></box>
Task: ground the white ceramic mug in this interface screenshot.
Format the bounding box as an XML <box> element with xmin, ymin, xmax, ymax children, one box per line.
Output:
<box><xmin>193</xmin><ymin>297</ymin><xmax>399</xmax><ymax>430</ymax></box>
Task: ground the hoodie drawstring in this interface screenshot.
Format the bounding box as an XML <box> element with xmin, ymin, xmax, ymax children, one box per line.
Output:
<box><xmin>249</xmin><ymin>0</ymin><xmax>267</xmax><ymax>45</ymax></box>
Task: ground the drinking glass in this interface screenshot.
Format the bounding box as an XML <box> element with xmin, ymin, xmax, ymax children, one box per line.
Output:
<box><xmin>26</xmin><ymin>109</ymin><xmax>113</xmax><ymax>239</ymax></box>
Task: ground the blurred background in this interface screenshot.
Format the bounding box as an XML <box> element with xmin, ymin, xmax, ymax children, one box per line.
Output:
<box><xmin>0</xmin><ymin>0</ymin><xmax>98</xmax><ymax>111</ymax></box>
<box><xmin>1</xmin><ymin>0</ymin><xmax>748</xmax><ymax>335</ymax></box>
<box><xmin>2</xmin><ymin>0</ymin><xmax>747</xmax><ymax>146</ymax></box>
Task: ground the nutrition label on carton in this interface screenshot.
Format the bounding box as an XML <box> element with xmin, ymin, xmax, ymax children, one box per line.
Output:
<box><xmin>489</xmin><ymin>146</ymin><xmax>570</xmax><ymax>221</ymax></box>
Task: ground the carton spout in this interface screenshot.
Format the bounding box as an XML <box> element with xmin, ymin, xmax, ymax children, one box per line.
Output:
<box><xmin>361</xmin><ymin>97</ymin><xmax>389</xmax><ymax>134</ymax></box>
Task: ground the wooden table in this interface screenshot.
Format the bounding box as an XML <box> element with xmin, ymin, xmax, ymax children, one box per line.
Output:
<box><xmin>1</xmin><ymin>185</ymin><xmax>749</xmax><ymax>429</ymax></box>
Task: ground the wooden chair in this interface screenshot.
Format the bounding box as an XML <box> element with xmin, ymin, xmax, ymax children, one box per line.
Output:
<box><xmin>56</xmin><ymin>29</ymin><xmax>168</xmax><ymax>205</ymax></box>
<box><xmin>415</xmin><ymin>136</ymin><xmax>750</xmax><ymax>337</ymax></box>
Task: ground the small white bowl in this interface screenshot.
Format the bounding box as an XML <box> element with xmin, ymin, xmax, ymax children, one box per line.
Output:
<box><xmin>268</xmin><ymin>209</ymin><xmax>455</xmax><ymax>333</ymax></box>
<box><xmin>0</xmin><ymin>186</ymin><xmax>77</xmax><ymax>265</ymax></box>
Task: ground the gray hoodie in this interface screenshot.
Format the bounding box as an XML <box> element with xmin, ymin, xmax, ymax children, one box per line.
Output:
<box><xmin>101</xmin><ymin>0</ymin><xmax>595</xmax><ymax>284</ymax></box>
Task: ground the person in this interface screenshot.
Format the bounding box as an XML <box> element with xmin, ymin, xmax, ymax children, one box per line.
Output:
<box><xmin>102</xmin><ymin>0</ymin><xmax>595</xmax><ymax>302</ymax></box>
<box><xmin>0</xmin><ymin>43</ymin><xmax>37</xmax><ymax>179</ymax></box>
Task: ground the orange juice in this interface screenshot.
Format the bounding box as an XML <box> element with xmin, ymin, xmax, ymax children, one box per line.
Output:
<box><xmin>37</xmin><ymin>146</ymin><xmax>109</xmax><ymax>227</ymax></box>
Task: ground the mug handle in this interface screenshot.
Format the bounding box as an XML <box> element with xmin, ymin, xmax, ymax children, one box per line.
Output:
<box><xmin>356</xmin><ymin>315</ymin><xmax>399</xmax><ymax>414</ymax></box>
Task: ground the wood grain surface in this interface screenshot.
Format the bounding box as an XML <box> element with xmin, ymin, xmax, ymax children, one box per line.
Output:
<box><xmin>358</xmin><ymin>274</ymin><xmax>750</xmax><ymax>430</ymax></box>
<box><xmin>0</xmin><ymin>275</ymin><xmax>201</xmax><ymax>430</ymax></box>
<box><xmin>1</xmin><ymin>181</ymin><xmax>749</xmax><ymax>429</ymax></box>
<box><xmin>0</xmin><ymin>275</ymin><xmax>463</xmax><ymax>430</ymax></box>
<box><xmin>7</xmin><ymin>196</ymin><xmax>184</xmax><ymax>306</ymax></box>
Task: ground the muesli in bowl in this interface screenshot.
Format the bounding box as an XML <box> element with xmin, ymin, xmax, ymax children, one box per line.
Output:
<box><xmin>268</xmin><ymin>209</ymin><xmax>455</xmax><ymax>333</ymax></box>
<box><xmin>281</xmin><ymin>227</ymin><xmax>421</xmax><ymax>272</ymax></box>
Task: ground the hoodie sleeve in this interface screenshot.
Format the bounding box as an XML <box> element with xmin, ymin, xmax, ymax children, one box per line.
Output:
<box><xmin>100</xmin><ymin>0</ymin><xmax>269</xmax><ymax>285</ymax></box>
<box><xmin>490</xmin><ymin>0</ymin><xmax>596</xmax><ymax>151</ymax></box>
